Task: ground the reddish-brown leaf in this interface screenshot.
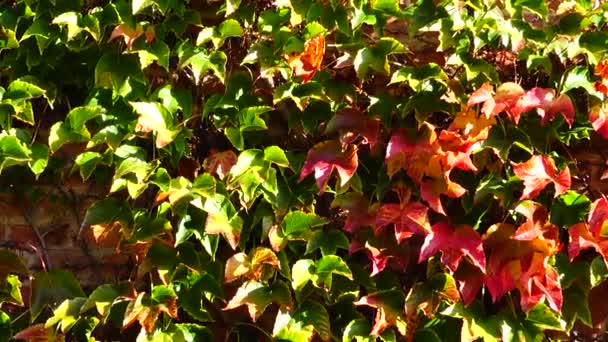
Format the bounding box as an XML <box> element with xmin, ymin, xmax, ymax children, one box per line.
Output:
<box><xmin>203</xmin><ymin>149</ymin><xmax>237</xmax><ymax>180</ymax></box>
<box><xmin>418</xmin><ymin>223</ymin><xmax>486</xmax><ymax>273</ymax></box>
<box><xmin>512</xmin><ymin>154</ymin><xmax>571</xmax><ymax>199</ymax></box>
<box><xmin>299</xmin><ymin>141</ymin><xmax>358</xmax><ymax>193</ymax></box>
<box><xmin>331</xmin><ymin>192</ymin><xmax>376</xmax><ymax>233</ymax></box>
<box><xmin>511</xmin><ymin>88</ymin><xmax>575</xmax><ymax>126</ymax></box>
<box><xmin>108</xmin><ymin>24</ymin><xmax>155</xmax><ymax>49</ymax></box>
<box><xmin>324</xmin><ymin>108</ymin><xmax>381</xmax><ymax>149</ymax></box>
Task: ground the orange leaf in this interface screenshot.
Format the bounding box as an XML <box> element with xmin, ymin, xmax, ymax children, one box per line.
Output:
<box><xmin>285</xmin><ymin>35</ymin><xmax>325</xmax><ymax>83</ymax></box>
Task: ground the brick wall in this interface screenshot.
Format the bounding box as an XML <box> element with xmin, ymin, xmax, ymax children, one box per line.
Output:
<box><xmin>0</xmin><ymin>174</ymin><xmax>132</xmax><ymax>291</ymax></box>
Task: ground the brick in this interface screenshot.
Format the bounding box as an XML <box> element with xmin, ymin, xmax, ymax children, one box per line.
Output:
<box><xmin>8</xmin><ymin>224</ymin><xmax>38</xmax><ymax>244</ymax></box>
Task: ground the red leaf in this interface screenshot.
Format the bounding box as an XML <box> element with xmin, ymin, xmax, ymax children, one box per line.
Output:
<box><xmin>589</xmin><ymin>198</ymin><xmax>608</xmax><ymax>236</ymax></box>
<box><xmin>472</xmin><ymin>82</ymin><xmax>524</xmax><ymax>120</ymax></box>
<box><xmin>512</xmin><ymin>200</ymin><xmax>550</xmax><ymax>241</ymax></box>
<box><xmin>284</xmin><ymin>35</ymin><xmax>325</xmax><ymax>83</ymax></box>
<box><xmin>512</xmin><ymin>155</ymin><xmax>571</xmax><ymax>199</ymax></box>
<box><xmin>511</xmin><ymin>88</ymin><xmax>575</xmax><ymax>126</ymax></box>
<box><xmin>484</xmin><ymin>223</ymin><xmax>562</xmax><ymax>312</ymax></box>
<box><xmin>203</xmin><ymin>149</ymin><xmax>237</xmax><ymax>180</ymax></box>
<box><xmin>365</xmin><ymin>243</ymin><xmax>393</xmax><ymax>276</ymax></box>
<box><xmin>568</xmin><ymin>223</ymin><xmax>603</xmax><ymax>262</ymax></box>
<box><xmin>325</xmin><ymin>108</ymin><xmax>381</xmax><ymax>149</ymax></box>
<box><xmin>454</xmin><ymin>263</ymin><xmax>485</xmax><ymax>306</ymax></box>
<box><xmin>418</xmin><ymin>223</ymin><xmax>486</xmax><ymax>273</ymax></box>
<box><xmin>375</xmin><ymin>202</ymin><xmax>431</xmax><ymax>242</ymax></box>
<box><xmin>299</xmin><ymin>141</ymin><xmax>358</xmax><ymax>193</ymax></box>
<box><xmin>13</xmin><ymin>324</ymin><xmax>59</xmax><ymax>341</ymax></box>
<box><xmin>590</xmin><ymin>105</ymin><xmax>608</xmax><ymax>140</ymax></box>
<box><xmin>467</xmin><ymin>82</ymin><xmax>494</xmax><ymax>107</ymax></box>
<box><xmin>567</xmin><ymin>198</ymin><xmax>608</xmax><ymax>266</ymax></box>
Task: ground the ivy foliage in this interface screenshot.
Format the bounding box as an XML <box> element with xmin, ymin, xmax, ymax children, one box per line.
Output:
<box><xmin>2</xmin><ymin>0</ymin><xmax>608</xmax><ymax>341</ymax></box>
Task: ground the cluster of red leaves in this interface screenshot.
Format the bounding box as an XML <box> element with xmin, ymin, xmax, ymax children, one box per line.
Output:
<box><xmin>468</xmin><ymin>82</ymin><xmax>575</xmax><ymax>126</ymax></box>
<box><xmin>386</xmin><ymin>105</ymin><xmax>494</xmax><ymax>214</ymax></box>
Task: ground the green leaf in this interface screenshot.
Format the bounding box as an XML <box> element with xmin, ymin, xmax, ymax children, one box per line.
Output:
<box><xmin>590</xmin><ymin>257</ymin><xmax>608</xmax><ymax>288</ymax></box>
<box><xmin>343</xmin><ymin>319</ymin><xmax>375</xmax><ymax>342</ymax></box>
<box><xmin>305</xmin><ymin>230</ymin><xmax>349</xmax><ymax>255</ymax></box>
<box><xmin>579</xmin><ymin>31</ymin><xmax>608</xmax><ymax>57</ymax></box>
<box><xmin>372</xmin><ymin>0</ymin><xmax>400</xmax><ymax>14</ymax></box>
<box><xmin>52</xmin><ymin>12</ymin><xmax>83</xmax><ymax>41</ymax></box>
<box><xmin>216</xmin><ymin>19</ymin><xmax>244</xmax><ymax>48</ymax></box>
<box><xmin>562</xmin><ymin>65</ymin><xmax>596</xmax><ymax>95</ymax></box>
<box><xmin>30</xmin><ymin>269</ymin><xmax>85</xmax><ymax>321</ymax></box>
<box><xmin>0</xmin><ymin>275</ymin><xmax>24</xmax><ymax>305</ymax></box>
<box><xmin>561</xmin><ymin>285</ymin><xmax>592</xmax><ymax>328</ymax></box>
<box><xmin>273</xmin><ymin>301</ymin><xmax>330</xmax><ymax>341</ymax></box>
<box><xmin>5</xmin><ymin>78</ymin><xmax>45</xmax><ymax>101</ymax></box>
<box><xmin>313</xmin><ymin>255</ymin><xmax>353</xmax><ymax>288</ymax></box>
<box><xmin>263</xmin><ymin>146</ymin><xmax>290</xmax><ymax>168</ymax></box>
<box><xmin>179</xmin><ymin>50</ymin><xmax>227</xmax><ymax>83</ymax></box>
<box><xmin>0</xmin><ymin>311</ymin><xmax>11</xmax><ymax>341</ymax></box>
<box><xmin>135</xmin><ymin>40</ymin><xmax>170</xmax><ymax>70</ymax></box>
<box><xmin>282</xmin><ymin>211</ymin><xmax>328</xmax><ymax>236</ymax></box>
<box><xmin>225</xmin><ymin>0</ymin><xmax>242</xmax><ymax>16</ymax></box>
<box><xmin>291</xmin><ymin>259</ymin><xmax>314</xmax><ymax>291</ymax></box>
<box><xmin>74</xmin><ymin>151</ymin><xmax>102</xmax><ymax>180</ymax></box>
<box><xmin>550</xmin><ymin>190</ymin><xmax>591</xmax><ymax>229</ymax></box>
<box><xmin>67</xmin><ymin>106</ymin><xmax>104</xmax><ymax>134</ymax></box>
<box><xmin>526</xmin><ymin>303</ymin><xmax>566</xmax><ymax>331</ymax></box>
<box><xmin>45</xmin><ymin>297</ymin><xmax>87</xmax><ymax>333</ymax></box>
<box><xmin>132</xmin><ymin>0</ymin><xmax>156</xmax><ymax>14</ymax></box>
<box><xmin>354</xmin><ymin>37</ymin><xmax>407</xmax><ymax>79</ymax></box>
<box><xmin>83</xmin><ymin>198</ymin><xmax>130</xmax><ymax>226</ymax></box>
<box><xmin>389</xmin><ymin>63</ymin><xmax>448</xmax><ymax>91</ymax></box>
<box><xmin>80</xmin><ymin>284</ymin><xmax>129</xmax><ymax>317</ymax></box>
<box><xmin>29</xmin><ymin>143</ymin><xmax>49</xmax><ymax>176</ymax></box>
<box><xmin>225</xmin><ymin>127</ymin><xmax>244</xmax><ymax>150</ymax></box>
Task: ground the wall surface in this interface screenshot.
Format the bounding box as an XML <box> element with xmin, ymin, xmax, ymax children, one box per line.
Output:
<box><xmin>0</xmin><ymin>173</ymin><xmax>132</xmax><ymax>297</ymax></box>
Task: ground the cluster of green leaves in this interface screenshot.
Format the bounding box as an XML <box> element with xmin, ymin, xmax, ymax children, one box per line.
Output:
<box><xmin>2</xmin><ymin>0</ymin><xmax>608</xmax><ymax>341</ymax></box>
